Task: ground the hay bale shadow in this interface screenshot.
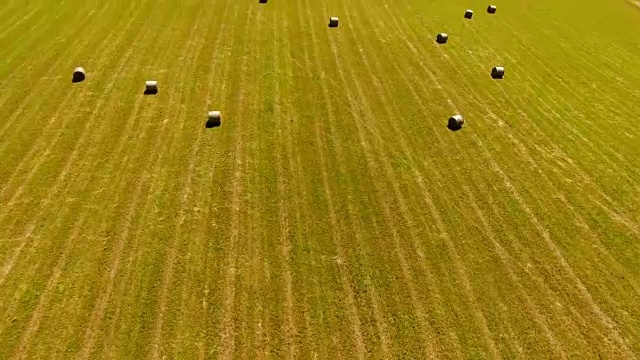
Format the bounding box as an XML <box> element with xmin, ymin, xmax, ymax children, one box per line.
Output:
<box><xmin>205</xmin><ymin>121</ymin><xmax>220</xmax><ymax>129</ymax></box>
<box><xmin>71</xmin><ymin>74</ymin><xmax>85</xmax><ymax>83</ymax></box>
<box><xmin>447</xmin><ymin>123</ymin><xmax>463</xmax><ymax>132</ymax></box>
<box><xmin>143</xmin><ymin>89</ymin><xmax>158</xmax><ymax>95</ymax></box>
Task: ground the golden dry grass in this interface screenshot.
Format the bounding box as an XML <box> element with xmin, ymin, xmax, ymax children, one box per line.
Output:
<box><xmin>0</xmin><ymin>0</ymin><xmax>640</xmax><ymax>358</ymax></box>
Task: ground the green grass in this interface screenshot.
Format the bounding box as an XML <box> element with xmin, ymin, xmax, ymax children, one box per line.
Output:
<box><xmin>1</xmin><ymin>0</ymin><xmax>640</xmax><ymax>358</ymax></box>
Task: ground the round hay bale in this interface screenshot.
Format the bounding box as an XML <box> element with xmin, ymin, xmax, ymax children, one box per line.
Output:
<box><xmin>145</xmin><ymin>80</ymin><xmax>158</xmax><ymax>95</ymax></box>
<box><xmin>206</xmin><ymin>111</ymin><xmax>222</xmax><ymax>128</ymax></box>
<box><xmin>487</xmin><ymin>5</ymin><xmax>497</xmax><ymax>14</ymax></box>
<box><xmin>464</xmin><ymin>9</ymin><xmax>474</xmax><ymax>19</ymax></box>
<box><xmin>329</xmin><ymin>17</ymin><xmax>339</xmax><ymax>27</ymax></box>
<box><xmin>436</xmin><ymin>33</ymin><xmax>448</xmax><ymax>44</ymax></box>
<box><xmin>448</xmin><ymin>115</ymin><xmax>464</xmax><ymax>130</ymax></box>
<box><xmin>72</xmin><ymin>67</ymin><xmax>85</xmax><ymax>83</ymax></box>
<box><xmin>491</xmin><ymin>66</ymin><xmax>505</xmax><ymax>79</ymax></box>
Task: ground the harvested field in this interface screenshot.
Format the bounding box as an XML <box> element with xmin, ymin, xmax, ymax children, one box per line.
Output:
<box><xmin>1</xmin><ymin>0</ymin><xmax>640</xmax><ymax>358</ymax></box>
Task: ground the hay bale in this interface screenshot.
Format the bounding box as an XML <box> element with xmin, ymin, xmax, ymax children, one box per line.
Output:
<box><xmin>72</xmin><ymin>67</ymin><xmax>85</xmax><ymax>83</ymax></box>
<box><xmin>329</xmin><ymin>17</ymin><xmax>339</xmax><ymax>27</ymax></box>
<box><xmin>448</xmin><ymin>115</ymin><xmax>464</xmax><ymax>131</ymax></box>
<box><xmin>145</xmin><ymin>81</ymin><xmax>158</xmax><ymax>95</ymax></box>
<box><xmin>436</xmin><ymin>33</ymin><xmax>448</xmax><ymax>44</ymax></box>
<box><xmin>487</xmin><ymin>5</ymin><xmax>497</xmax><ymax>14</ymax></box>
<box><xmin>464</xmin><ymin>9</ymin><xmax>474</xmax><ymax>19</ymax></box>
<box><xmin>206</xmin><ymin>111</ymin><xmax>221</xmax><ymax>128</ymax></box>
<box><xmin>491</xmin><ymin>66</ymin><xmax>505</xmax><ymax>79</ymax></box>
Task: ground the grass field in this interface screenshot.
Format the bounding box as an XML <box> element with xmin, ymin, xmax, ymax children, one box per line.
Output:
<box><xmin>1</xmin><ymin>0</ymin><xmax>640</xmax><ymax>358</ymax></box>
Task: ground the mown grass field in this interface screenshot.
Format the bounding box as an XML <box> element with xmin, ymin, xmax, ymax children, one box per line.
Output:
<box><xmin>1</xmin><ymin>0</ymin><xmax>640</xmax><ymax>358</ymax></box>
